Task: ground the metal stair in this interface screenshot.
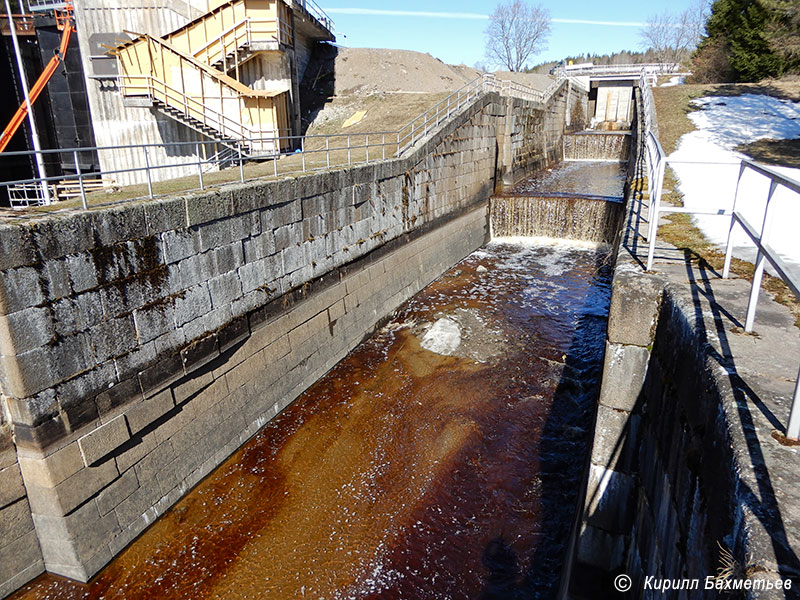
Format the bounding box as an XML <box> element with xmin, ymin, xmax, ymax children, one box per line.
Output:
<box><xmin>153</xmin><ymin>99</ymin><xmax>251</xmax><ymax>155</ymax></box>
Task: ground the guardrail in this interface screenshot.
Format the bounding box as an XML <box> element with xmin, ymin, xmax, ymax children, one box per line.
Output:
<box><xmin>3</xmin><ymin>73</ymin><xmax>566</xmax><ymax>208</ymax></box>
<box><xmin>638</xmin><ymin>77</ymin><xmax>800</xmax><ymax>439</ymax></box>
<box><xmin>557</xmin><ymin>63</ymin><xmax>682</xmax><ymax>77</ymax></box>
<box><xmin>291</xmin><ymin>0</ymin><xmax>333</xmax><ymax>32</ymax></box>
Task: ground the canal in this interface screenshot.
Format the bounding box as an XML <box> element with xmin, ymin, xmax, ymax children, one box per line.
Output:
<box><xmin>12</xmin><ymin>160</ymin><xmax>622</xmax><ymax>600</ymax></box>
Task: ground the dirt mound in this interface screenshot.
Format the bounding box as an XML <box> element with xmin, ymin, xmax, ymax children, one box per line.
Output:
<box><xmin>493</xmin><ymin>71</ymin><xmax>556</xmax><ymax>92</ymax></box>
<box><xmin>331</xmin><ymin>47</ymin><xmax>481</xmax><ymax>95</ymax></box>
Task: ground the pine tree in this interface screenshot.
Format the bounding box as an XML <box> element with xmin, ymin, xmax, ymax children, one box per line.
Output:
<box><xmin>694</xmin><ymin>0</ymin><xmax>791</xmax><ymax>81</ymax></box>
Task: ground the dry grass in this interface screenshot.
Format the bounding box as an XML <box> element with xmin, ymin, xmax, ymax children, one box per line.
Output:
<box><xmin>651</xmin><ymin>83</ymin><xmax>800</xmax><ymax>327</ymax></box>
<box><xmin>1</xmin><ymin>91</ymin><xmax>453</xmax><ymax>219</ymax></box>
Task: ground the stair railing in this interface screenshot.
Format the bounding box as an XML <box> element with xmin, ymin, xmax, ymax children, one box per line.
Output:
<box><xmin>118</xmin><ymin>34</ymin><xmax>288</xmax><ymax>153</ymax></box>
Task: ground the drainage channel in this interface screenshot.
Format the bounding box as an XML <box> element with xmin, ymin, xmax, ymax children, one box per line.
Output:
<box><xmin>12</xmin><ymin>159</ymin><xmax>625</xmax><ymax>600</ymax></box>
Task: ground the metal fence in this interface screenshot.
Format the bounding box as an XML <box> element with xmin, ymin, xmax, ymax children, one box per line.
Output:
<box><xmin>638</xmin><ymin>77</ymin><xmax>800</xmax><ymax>439</ymax></box>
<box><xmin>2</xmin><ymin>73</ymin><xmax>566</xmax><ymax>209</ymax></box>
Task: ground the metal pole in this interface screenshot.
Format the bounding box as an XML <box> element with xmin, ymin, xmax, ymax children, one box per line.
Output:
<box><xmin>645</xmin><ymin>159</ymin><xmax>666</xmax><ymax>271</ymax></box>
<box><xmin>238</xmin><ymin>141</ymin><xmax>244</xmax><ymax>182</ymax></box>
<box><xmin>723</xmin><ymin>162</ymin><xmax>746</xmax><ymax>279</ymax></box>
<box><xmin>787</xmin><ymin>366</ymin><xmax>800</xmax><ymax>440</ymax></box>
<box><xmin>382</xmin><ymin>133</ymin><xmax>385</xmax><ymax>161</ymax></box>
<box><xmin>326</xmin><ymin>137</ymin><xmax>330</xmax><ymax>168</ymax></box>
<box><xmin>366</xmin><ymin>134</ymin><xmax>369</xmax><ymax>163</ymax></box>
<box><xmin>744</xmin><ymin>180</ymin><xmax>779</xmax><ymax>332</ymax></box>
<box><xmin>196</xmin><ymin>142</ymin><xmax>204</xmax><ymax>189</ymax></box>
<box><xmin>142</xmin><ymin>146</ymin><xmax>154</xmax><ymax>198</ymax></box>
<box><xmin>301</xmin><ymin>136</ymin><xmax>305</xmax><ymax>172</ymax></box>
<box><xmin>4</xmin><ymin>1</ymin><xmax>51</xmax><ymax>204</ymax></box>
<box><xmin>347</xmin><ymin>135</ymin><xmax>351</xmax><ymax>166</ymax></box>
<box><xmin>73</xmin><ymin>150</ymin><xmax>87</xmax><ymax>210</ymax></box>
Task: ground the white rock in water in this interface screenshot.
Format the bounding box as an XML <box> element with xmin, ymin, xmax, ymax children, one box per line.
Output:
<box><xmin>421</xmin><ymin>318</ymin><xmax>461</xmax><ymax>356</ymax></box>
<box><xmin>476</xmin><ymin>265</ymin><xmax>488</xmax><ymax>273</ymax></box>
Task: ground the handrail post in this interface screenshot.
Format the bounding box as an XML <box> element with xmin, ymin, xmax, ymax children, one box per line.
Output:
<box><xmin>744</xmin><ymin>179</ymin><xmax>779</xmax><ymax>332</ymax></box>
<box><xmin>366</xmin><ymin>134</ymin><xmax>369</xmax><ymax>163</ymax></box>
<box><xmin>382</xmin><ymin>133</ymin><xmax>385</xmax><ymax>161</ymax></box>
<box><xmin>73</xmin><ymin>150</ymin><xmax>87</xmax><ymax>210</ymax></box>
<box><xmin>143</xmin><ymin>145</ymin><xmax>154</xmax><ymax>198</ymax></box>
<box><xmin>723</xmin><ymin>162</ymin><xmax>746</xmax><ymax>279</ymax></box>
<box><xmin>197</xmin><ymin>142</ymin><xmax>204</xmax><ymax>190</ymax></box>
<box><xmin>347</xmin><ymin>135</ymin><xmax>351</xmax><ymax>165</ymax></box>
<box><xmin>787</xmin><ymin>367</ymin><xmax>800</xmax><ymax>440</ymax></box>
<box><xmin>238</xmin><ymin>140</ymin><xmax>245</xmax><ymax>182</ymax></box>
<box><xmin>326</xmin><ymin>136</ymin><xmax>330</xmax><ymax>168</ymax></box>
<box><xmin>301</xmin><ymin>136</ymin><xmax>306</xmax><ymax>172</ymax></box>
<box><xmin>645</xmin><ymin>158</ymin><xmax>665</xmax><ymax>271</ymax></box>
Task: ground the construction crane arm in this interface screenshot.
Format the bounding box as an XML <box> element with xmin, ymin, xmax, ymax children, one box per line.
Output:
<box><xmin>0</xmin><ymin>21</ymin><xmax>73</xmax><ymax>153</ymax></box>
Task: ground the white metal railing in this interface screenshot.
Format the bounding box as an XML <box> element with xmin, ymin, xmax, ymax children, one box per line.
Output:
<box><xmin>291</xmin><ymin>0</ymin><xmax>333</xmax><ymax>32</ymax></box>
<box><xmin>2</xmin><ymin>72</ymin><xmax>566</xmax><ymax>207</ymax></box>
<box><xmin>557</xmin><ymin>63</ymin><xmax>682</xmax><ymax>77</ymax></box>
<box><xmin>638</xmin><ymin>77</ymin><xmax>800</xmax><ymax>440</ymax></box>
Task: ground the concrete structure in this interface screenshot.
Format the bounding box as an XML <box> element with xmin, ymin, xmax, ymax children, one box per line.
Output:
<box><xmin>0</xmin><ymin>80</ymin><xmax>580</xmax><ymax>595</ymax></box>
<box><xmin>568</xmin><ymin>90</ymin><xmax>800</xmax><ymax>599</ymax></box>
<box><xmin>75</xmin><ymin>0</ymin><xmax>333</xmax><ymax>186</ymax></box>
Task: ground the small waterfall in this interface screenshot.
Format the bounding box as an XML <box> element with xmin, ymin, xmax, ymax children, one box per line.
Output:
<box><xmin>563</xmin><ymin>132</ymin><xmax>630</xmax><ymax>162</ymax></box>
<box><xmin>490</xmin><ymin>195</ymin><xmax>624</xmax><ymax>245</ymax></box>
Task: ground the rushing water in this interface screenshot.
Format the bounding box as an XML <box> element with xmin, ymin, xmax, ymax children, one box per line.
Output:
<box><xmin>562</xmin><ymin>132</ymin><xmax>630</xmax><ymax>162</ymax></box>
<box><xmin>12</xmin><ymin>238</ymin><xmax>612</xmax><ymax>600</ymax></box>
<box><xmin>509</xmin><ymin>161</ymin><xmax>626</xmax><ymax>200</ymax></box>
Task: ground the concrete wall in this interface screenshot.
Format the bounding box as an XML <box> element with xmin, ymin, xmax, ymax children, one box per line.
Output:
<box><xmin>0</xmin><ymin>411</ymin><xmax>43</xmax><ymax>598</ymax></box>
<box><xmin>74</xmin><ymin>0</ymin><xmax>215</xmax><ymax>186</ymax></box>
<box><xmin>0</xmin><ymin>84</ymin><xmax>574</xmax><ymax>591</ymax></box>
<box><xmin>569</xmin><ymin>90</ymin><xmax>791</xmax><ymax>599</ymax></box>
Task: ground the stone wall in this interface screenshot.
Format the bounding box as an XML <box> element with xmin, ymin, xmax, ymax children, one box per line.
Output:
<box><xmin>496</xmin><ymin>82</ymin><xmax>580</xmax><ymax>188</ymax></box>
<box><xmin>0</xmin><ymin>85</ymin><xmax>574</xmax><ymax>590</ymax></box>
<box><xmin>568</xmin><ymin>90</ymin><xmax>793</xmax><ymax>599</ymax></box>
<box><xmin>0</xmin><ymin>412</ymin><xmax>43</xmax><ymax>598</ymax></box>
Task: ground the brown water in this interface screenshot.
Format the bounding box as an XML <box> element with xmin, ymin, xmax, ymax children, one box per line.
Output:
<box><xmin>12</xmin><ymin>241</ymin><xmax>612</xmax><ymax>600</ymax></box>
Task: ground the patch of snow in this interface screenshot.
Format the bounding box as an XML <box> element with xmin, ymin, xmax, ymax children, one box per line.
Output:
<box><xmin>421</xmin><ymin>318</ymin><xmax>461</xmax><ymax>355</ymax></box>
<box><xmin>660</xmin><ymin>75</ymin><xmax>685</xmax><ymax>87</ymax></box>
<box><xmin>667</xmin><ymin>94</ymin><xmax>800</xmax><ymax>275</ymax></box>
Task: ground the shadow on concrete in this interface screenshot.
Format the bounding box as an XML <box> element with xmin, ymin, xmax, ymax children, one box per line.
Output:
<box><xmin>682</xmin><ymin>250</ymin><xmax>800</xmax><ymax>583</ymax></box>
<box><xmin>299</xmin><ymin>41</ymin><xmax>338</xmax><ymax>137</ymax></box>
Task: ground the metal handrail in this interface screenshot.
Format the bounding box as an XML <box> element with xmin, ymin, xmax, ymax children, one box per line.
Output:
<box><xmin>3</xmin><ymin>72</ymin><xmax>566</xmax><ymax>208</ymax></box>
<box><xmin>291</xmin><ymin>0</ymin><xmax>333</xmax><ymax>32</ymax></box>
<box><xmin>557</xmin><ymin>63</ymin><xmax>682</xmax><ymax>77</ymax></box>
<box><xmin>638</xmin><ymin>76</ymin><xmax>800</xmax><ymax>439</ymax></box>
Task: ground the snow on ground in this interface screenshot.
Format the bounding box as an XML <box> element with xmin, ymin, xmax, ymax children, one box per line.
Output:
<box><xmin>667</xmin><ymin>94</ymin><xmax>800</xmax><ymax>275</ymax></box>
<box><xmin>660</xmin><ymin>75</ymin><xmax>685</xmax><ymax>87</ymax></box>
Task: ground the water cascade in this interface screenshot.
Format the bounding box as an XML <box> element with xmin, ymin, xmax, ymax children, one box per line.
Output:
<box><xmin>563</xmin><ymin>131</ymin><xmax>630</xmax><ymax>162</ymax></box>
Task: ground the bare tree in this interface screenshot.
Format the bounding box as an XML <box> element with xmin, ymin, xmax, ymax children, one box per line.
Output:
<box><xmin>640</xmin><ymin>8</ymin><xmax>704</xmax><ymax>67</ymax></box>
<box><xmin>485</xmin><ymin>0</ymin><xmax>551</xmax><ymax>72</ymax></box>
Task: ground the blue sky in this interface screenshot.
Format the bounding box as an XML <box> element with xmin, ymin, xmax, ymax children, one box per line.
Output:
<box><xmin>318</xmin><ymin>0</ymin><xmax>701</xmax><ymax>67</ymax></box>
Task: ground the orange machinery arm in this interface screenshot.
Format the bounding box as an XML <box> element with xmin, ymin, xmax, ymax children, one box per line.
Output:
<box><xmin>0</xmin><ymin>22</ymin><xmax>73</xmax><ymax>153</ymax></box>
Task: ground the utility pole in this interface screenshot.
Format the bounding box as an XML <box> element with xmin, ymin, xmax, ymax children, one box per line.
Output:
<box><xmin>4</xmin><ymin>0</ymin><xmax>52</xmax><ymax>203</ymax></box>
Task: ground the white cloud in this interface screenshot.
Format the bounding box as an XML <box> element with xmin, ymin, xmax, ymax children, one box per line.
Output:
<box><xmin>325</xmin><ymin>8</ymin><xmax>646</xmax><ymax>27</ymax></box>
<box><xmin>325</xmin><ymin>8</ymin><xmax>488</xmax><ymax>19</ymax></box>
